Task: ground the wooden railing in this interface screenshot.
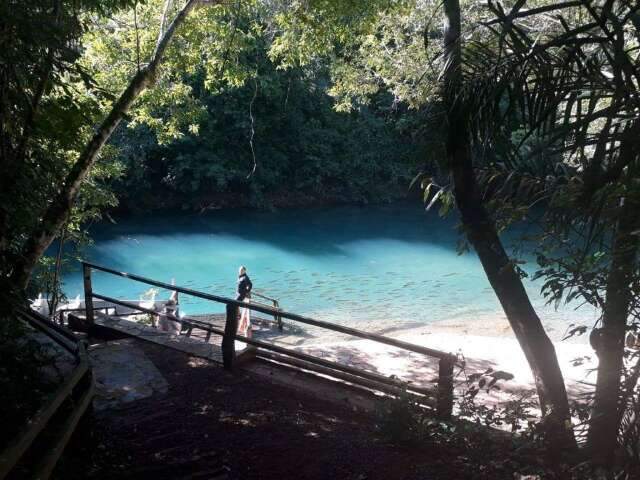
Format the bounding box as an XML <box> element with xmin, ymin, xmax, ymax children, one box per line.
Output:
<box><xmin>0</xmin><ymin>308</ymin><xmax>94</xmax><ymax>480</ymax></box>
<box><xmin>251</xmin><ymin>291</ymin><xmax>283</xmax><ymax>330</ymax></box>
<box><xmin>81</xmin><ymin>261</ymin><xmax>457</xmax><ymax>419</ymax></box>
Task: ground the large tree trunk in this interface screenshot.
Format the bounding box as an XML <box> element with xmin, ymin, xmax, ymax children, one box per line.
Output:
<box><xmin>441</xmin><ymin>0</ymin><xmax>575</xmax><ymax>450</ymax></box>
<box><xmin>587</xmin><ymin>178</ymin><xmax>640</xmax><ymax>464</ymax></box>
<box><xmin>10</xmin><ymin>0</ymin><xmax>205</xmax><ymax>289</ymax></box>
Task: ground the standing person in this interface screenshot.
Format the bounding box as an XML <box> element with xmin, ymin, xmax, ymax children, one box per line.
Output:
<box><xmin>236</xmin><ymin>266</ymin><xmax>253</xmax><ymax>339</ymax></box>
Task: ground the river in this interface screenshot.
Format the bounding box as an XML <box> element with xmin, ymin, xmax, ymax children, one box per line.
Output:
<box><xmin>61</xmin><ymin>203</ymin><xmax>596</xmax><ymax>339</ymax></box>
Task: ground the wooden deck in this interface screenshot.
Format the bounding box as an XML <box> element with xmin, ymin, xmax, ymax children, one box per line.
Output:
<box><xmin>92</xmin><ymin>312</ymin><xmax>282</xmax><ymax>364</ymax></box>
<box><xmin>82</xmin><ymin>262</ymin><xmax>457</xmax><ymax>419</ymax></box>
<box><xmin>94</xmin><ymin>312</ymin><xmax>228</xmax><ymax>364</ymax></box>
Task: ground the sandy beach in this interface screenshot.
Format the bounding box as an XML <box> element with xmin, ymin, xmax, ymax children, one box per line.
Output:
<box><xmin>283</xmin><ymin>315</ymin><xmax>597</xmax><ymax>418</ymax></box>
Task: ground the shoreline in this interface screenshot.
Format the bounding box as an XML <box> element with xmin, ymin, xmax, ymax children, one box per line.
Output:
<box><xmin>421</xmin><ymin>313</ymin><xmax>590</xmax><ymax>344</ymax></box>
<box><xmin>285</xmin><ymin>315</ymin><xmax>597</xmax><ymax>407</ymax></box>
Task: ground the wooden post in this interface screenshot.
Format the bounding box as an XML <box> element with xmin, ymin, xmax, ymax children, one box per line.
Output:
<box><xmin>82</xmin><ymin>263</ymin><xmax>94</xmax><ymax>326</ymax></box>
<box><xmin>436</xmin><ymin>357</ymin><xmax>454</xmax><ymax>420</ymax></box>
<box><xmin>222</xmin><ymin>303</ymin><xmax>238</xmax><ymax>370</ymax></box>
<box><xmin>275</xmin><ymin>302</ymin><xmax>283</xmax><ymax>332</ymax></box>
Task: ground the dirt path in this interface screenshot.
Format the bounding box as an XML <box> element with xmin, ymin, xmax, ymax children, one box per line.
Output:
<box><xmin>54</xmin><ymin>339</ymin><xmax>535</xmax><ymax>480</ymax></box>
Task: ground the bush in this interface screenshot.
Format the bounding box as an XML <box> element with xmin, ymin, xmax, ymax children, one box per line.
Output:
<box><xmin>373</xmin><ymin>384</ymin><xmax>458</xmax><ymax>445</ymax></box>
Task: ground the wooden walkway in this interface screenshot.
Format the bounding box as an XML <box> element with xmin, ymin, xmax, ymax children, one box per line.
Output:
<box><xmin>92</xmin><ymin>311</ymin><xmax>282</xmax><ymax>364</ymax></box>
<box><xmin>83</xmin><ymin>261</ymin><xmax>457</xmax><ymax>419</ymax></box>
<box><xmin>94</xmin><ymin>312</ymin><xmax>229</xmax><ymax>364</ymax></box>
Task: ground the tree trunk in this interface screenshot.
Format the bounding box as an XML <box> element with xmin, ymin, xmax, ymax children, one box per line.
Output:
<box><xmin>587</xmin><ymin>184</ymin><xmax>640</xmax><ymax>466</ymax></box>
<box><xmin>10</xmin><ymin>0</ymin><xmax>206</xmax><ymax>289</ymax></box>
<box><xmin>441</xmin><ymin>0</ymin><xmax>575</xmax><ymax>450</ymax></box>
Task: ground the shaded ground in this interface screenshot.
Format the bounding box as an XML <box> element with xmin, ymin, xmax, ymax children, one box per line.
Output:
<box><xmin>52</xmin><ymin>338</ymin><xmax>548</xmax><ymax>480</ymax></box>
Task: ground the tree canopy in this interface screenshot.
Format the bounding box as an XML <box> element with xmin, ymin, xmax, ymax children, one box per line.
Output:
<box><xmin>3</xmin><ymin>0</ymin><xmax>640</xmax><ymax>476</ymax></box>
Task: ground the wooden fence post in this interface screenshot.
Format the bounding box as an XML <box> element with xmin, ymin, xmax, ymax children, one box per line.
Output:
<box><xmin>272</xmin><ymin>300</ymin><xmax>283</xmax><ymax>331</ymax></box>
<box><xmin>436</xmin><ymin>356</ymin><xmax>454</xmax><ymax>420</ymax></box>
<box><xmin>82</xmin><ymin>263</ymin><xmax>94</xmax><ymax>326</ymax></box>
<box><xmin>222</xmin><ymin>303</ymin><xmax>238</xmax><ymax>370</ymax></box>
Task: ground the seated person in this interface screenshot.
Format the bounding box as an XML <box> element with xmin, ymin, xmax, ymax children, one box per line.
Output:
<box><xmin>158</xmin><ymin>298</ymin><xmax>181</xmax><ymax>335</ymax></box>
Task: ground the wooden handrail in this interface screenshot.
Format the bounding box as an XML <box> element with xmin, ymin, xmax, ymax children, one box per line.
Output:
<box><xmin>250</xmin><ymin>291</ymin><xmax>283</xmax><ymax>330</ymax></box>
<box><xmin>90</xmin><ymin>294</ymin><xmax>437</xmax><ymax>398</ymax></box>
<box><xmin>82</xmin><ymin>261</ymin><xmax>456</xmax><ymax>362</ymax></box>
<box><xmin>251</xmin><ymin>291</ymin><xmax>278</xmax><ymax>304</ymax></box>
<box><xmin>0</xmin><ymin>309</ymin><xmax>94</xmax><ymax>480</ymax></box>
<box><xmin>18</xmin><ymin>309</ymin><xmax>79</xmax><ymax>356</ymax></box>
<box><xmin>82</xmin><ymin>261</ymin><xmax>456</xmax><ymax>419</ymax></box>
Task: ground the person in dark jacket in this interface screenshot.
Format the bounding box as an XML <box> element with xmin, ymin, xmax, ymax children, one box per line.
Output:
<box><xmin>237</xmin><ymin>266</ymin><xmax>253</xmax><ymax>338</ymax></box>
<box><xmin>236</xmin><ymin>266</ymin><xmax>253</xmax><ymax>301</ymax></box>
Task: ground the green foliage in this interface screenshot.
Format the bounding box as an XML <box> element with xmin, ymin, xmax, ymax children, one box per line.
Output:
<box><xmin>442</xmin><ymin>2</ymin><xmax>640</xmax><ymax>470</ymax></box>
<box><xmin>459</xmin><ymin>376</ymin><xmax>538</xmax><ymax>436</ymax></box>
<box><xmin>80</xmin><ymin>0</ymin><xmax>268</xmax><ymax>143</ymax></box>
<box><xmin>0</xmin><ymin>0</ymin><xmax>128</xmax><ymax>286</ymax></box>
<box><xmin>27</xmin><ymin>151</ymin><xmax>123</xmax><ymax>299</ymax></box>
<box><xmin>7</xmin><ymin>0</ymin><xmax>640</xmax><ymax>474</ymax></box>
<box><xmin>109</xmin><ymin>54</ymin><xmax>423</xmax><ymax>211</ymax></box>
<box><xmin>67</xmin><ymin>1</ymin><xmax>427</xmax><ymax>213</ymax></box>
<box><xmin>374</xmin><ymin>386</ymin><xmax>436</xmax><ymax>444</ymax></box>
<box><xmin>373</xmin><ymin>383</ymin><xmax>577</xmax><ymax>478</ymax></box>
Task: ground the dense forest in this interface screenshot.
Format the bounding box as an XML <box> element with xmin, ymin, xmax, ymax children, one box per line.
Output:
<box><xmin>111</xmin><ymin>64</ymin><xmax>425</xmax><ymax>212</ymax></box>
<box><xmin>2</xmin><ymin>1</ymin><xmax>640</xmax><ymax>478</ymax></box>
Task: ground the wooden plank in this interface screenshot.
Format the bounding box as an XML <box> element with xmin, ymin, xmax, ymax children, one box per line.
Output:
<box><xmin>16</xmin><ymin>310</ymin><xmax>78</xmax><ymax>356</ymax></box>
<box><xmin>18</xmin><ymin>308</ymin><xmax>79</xmax><ymax>344</ymax></box>
<box><xmin>90</xmin><ymin>295</ymin><xmax>440</xmax><ymax>398</ymax></box>
<box><xmin>257</xmin><ymin>350</ymin><xmax>437</xmax><ymax>406</ymax></box>
<box><xmin>90</xmin><ymin>295</ymin><xmax>225</xmax><ymax>345</ymax></box>
<box><xmin>30</xmin><ymin>379</ymin><xmax>94</xmax><ymax>480</ymax></box>
<box><xmin>436</xmin><ymin>357</ymin><xmax>455</xmax><ymax>420</ymax></box>
<box><xmin>93</xmin><ymin>313</ymin><xmax>226</xmax><ymax>364</ymax></box>
<box><xmin>222</xmin><ymin>304</ymin><xmax>238</xmax><ymax>370</ymax></box>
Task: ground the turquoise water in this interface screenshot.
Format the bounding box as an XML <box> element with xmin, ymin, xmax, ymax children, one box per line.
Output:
<box><xmin>61</xmin><ymin>203</ymin><xmax>595</xmax><ymax>336</ymax></box>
